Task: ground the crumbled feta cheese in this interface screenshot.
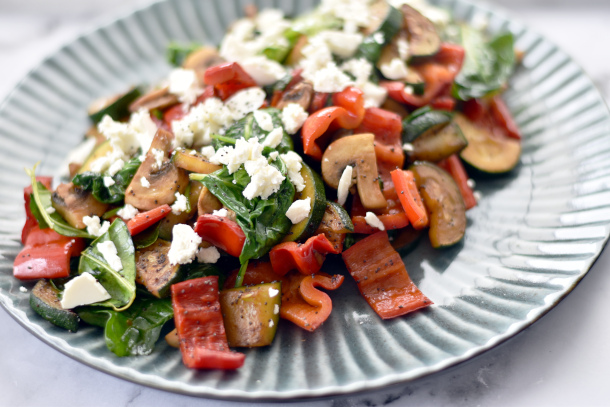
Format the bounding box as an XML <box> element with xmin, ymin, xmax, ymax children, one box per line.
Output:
<box><xmin>97</xmin><ymin>240</ymin><xmax>123</xmax><ymax>272</ymax></box>
<box><xmin>151</xmin><ymin>148</ymin><xmax>165</xmax><ymax>169</ymax></box>
<box><xmin>320</xmin><ymin>0</ymin><xmax>371</xmax><ymax>33</ymax></box>
<box><xmin>274</xmin><ymin>303</ymin><xmax>279</xmax><ymax>314</ymax></box>
<box><xmin>341</xmin><ymin>58</ymin><xmax>387</xmax><ymax>107</ymax></box>
<box><xmin>82</xmin><ymin>215</ymin><xmax>110</xmax><ymax>237</ymax></box>
<box><xmin>212</xmin><ymin>208</ymin><xmax>228</xmax><ymax>217</ymax></box>
<box><xmin>361</xmin><ymin>82</ymin><xmax>388</xmax><ymax>108</ymax></box>
<box><xmin>268</xmin><ymin>151</ymin><xmax>279</xmax><ymax>160</ymax></box>
<box><xmin>225</xmin><ymin>87</ymin><xmax>266</xmax><ymax>120</ymax></box>
<box><xmin>107</xmin><ymin>158</ymin><xmax>125</xmax><ymax>177</ymax></box>
<box><xmin>402</xmin><ymin>143</ymin><xmax>414</xmax><ymax>152</ymax></box>
<box><xmin>189</xmin><ymin>149</ymin><xmax>197</xmax><ymax>155</ymax></box>
<box><xmin>300</xmin><ymin>35</ymin><xmax>334</xmax><ymax>80</ymax></box>
<box><xmin>117</xmin><ymin>204</ymin><xmax>138</xmax><ymax>220</ymax></box>
<box><xmin>211</xmin><ymin>137</ymin><xmax>264</xmax><ymax>174</ymax></box>
<box><xmin>254</xmin><ymin>110</ymin><xmax>275</xmax><ymax>132</ymax></box>
<box><xmin>396</xmin><ymin>37</ymin><xmax>410</xmax><ymax>60</ymax></box>
<box><xmin>310</xmin><ymin>62</ymin><xmax>353</xmax><ymax>93</ymax></box>
<box><xmin>168</xmin><ymin>68</ymin><xmax>203</xmax><ymax>106</ymax></box>
<box><xmin>467</xmin><ymin>179</ymin><xmax>476</xmax><ymax>189</ymax></box>
<box><xmin>404</xmin><ymin>85</ymin><xmax>414</xmax><ymax>95</ymax></box>
<box><xmin>240</xmin><ymin>56</ymin><xmax>287</xmax><ymax>86</ymax></box>
<box><xmin>380</xmin><ymin>58</ymin><xmax>409</xmax><ymax>80</ymax></box>
<box><xmin>103</xmin><ymin>176</ymin><xmax>115</xmax><ymax>187</ymax></box>
<box><xmin>280</xmin><ymin>151</ymin><xmax>305</xmax><ymax>192</ymax></box>
<box><xmin>196</xmin><ymin>246</ymin><xmax>221</xmax><ymax>264</ymax></box>
<box><xmin>140</xmin><ymin>176</ymin><xmax>151</xmax><ymax>188</ymax></box>
<box><xmin>129</xmin><ymin>108</ymin><xmax>158</xmax><ymax>154</ymax></box>
<box><xmin>200</xmin><ymin>145</ymin><xmax>216</xmax><ymax>160</ymax></box>
<box><xmin>45</xmin><ymin>206</ymin><xmax>56</xmax><ymax>214</ymax></box>
<box><xmin>286</xmin><ymin>197</ymin><xmax>311</xmax><ymax>224</ymax></box>
<box><xmin>269</xmin><ymin>319</ymin><xmax>274</xmax><ymax>328</ymax></box>
<box><xmin>261</xmin><ymin>127</ymin><xmax>284</xmax><ymax>148</ymax></box>
<box><xmin>171</xmin><ymin>192</ymin><xmax>188</xmax><ymax>215</ymax></box>
<box><xmin>319</xmin><ymin>30</ymin><xmax>363</xmax><ymax>58</ymax></box>
<box><xmin>242</xmin><ymin>157</ymin><xmax>285</xmax><ymax>200</ymax></box>
<box><xmin>269</xmin><ymin>287</ymin><xmax>279</xmax><ymax>298</ymax></box>
<box><xmin>364</xmin><ymin>212</ymin><xmax>385</xmax><ymax>231</ymax></box>
<box><xmin>172</xmin><ymin>97</ymin><xmax>235</xmax><ymax>148</ymax></box>
<box><xmin>337</xmin><ymin>165</ymin><xmax>354</xmax><ymax>205</ymax></box>
<box><xmin>19</xmin><ymin>286</ymin><xmax>28</xmax><ymax>293</ymax></box>
<box><xmin>473</xmin><ymin>190</ymin><xmax>482</xmax><ymax>202</ymax></box>
<box><xmin>281</xmin><ymin>103</ymin><xmax>309</xmax><ymax>135</ymax></box>
<box><xmin>98</xmin><ymin>115</ymin><xmax>139</xmax><ymax>157</ymax></box>
<box><xmin>219</xmin><ymin>19</ymin><xmax>257</xmax><ymax>62</ymax></box>
<box><xmin>60</xmin><ymin>272</ymin><xmax>111</xmax><ymax>309</ymax></box>
<box><xmin>168</xmin><ymin>224</ymin><xmax>202</xmax><ymax>265</ymax></box>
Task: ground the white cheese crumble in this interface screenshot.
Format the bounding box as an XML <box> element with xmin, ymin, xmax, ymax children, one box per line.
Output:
<box><xmin>365</xmin><ymin>212</ymin><xmax>385</xmax><ymax>231</ymax></box>
<box><xmin>274</xmin><ymin>303</ymin><xmax>280</xmax><ymax>315</ymax></box>
<box><xmin>60</xmin><ymin>272</ymin><xmax>111</xmax><ymax>309</ymax></box>
<box><xmin>261</xmin><ymin>127</ymin><xmax>284</xmax><ymax>148</ymax></box>
<box><xmin>268</xmin><ymin>151</ymin><xmax>279</xmax><ymax>160</ymax></box>
<box><xmin>117</xmin><ymin>204</ymin><xmax>138</xmax><ymax>220</ymax></box>
<box><xmin>97</xmin><ymin>240</ymin><xmax>123</xmax><ymax>272</ymax></box>
<box><xmin>171</xmin><ymin>97</ymin><xmax>235</xmax><ymax>148</ymax></box>
<box><xmin>286</xmin><ymin>198</ymin><xmax>311</xmax><ymax>224</ymax></box>
<box><xmin>130</xmin><ymin>109</ymin><xmax>158</xmax><ymax>154</ymax></box>
<box><xmin>402</xmin><ymin>143</ymin><xmax>414</xmax><ymax>152</ymax></box>
<box><xmin>197</xmin><ymin>246</ymin><xmax>221</xmax><ymax>264</ymax></box>
<box><xmin>151</xmin><ymin>148</ymin><xmax>165</xmax><ymax>169</ymax></box>
<box><xmin>140</xmin><ymin>176</ymin><xmax>151</xmax><ymax>188</ymax></box>
<box><xmin>171</xmin><ymin>192</ymin><xmax>188</xmax><ymax>215</ymax></box>
<box><xmin>107</xmin><ymin>158</ymin><xmax>125</xmax><ymax>177</ymax></box>
<box><xmin>281</xmin><ymin>103</ymin><xmax>309</xmax><ymax>135</ymax></box>
<box><xmin>82</xmin><ymin>215</ymin><xmax>110</xmax><ymax>237</ymax></box>
<box><xmin>211</xmin><ymin>137</ymin><xmax>264</xmax><ymax>174</ymax></box>
<box><xmin>168</xmin><ymin>68</ymin><xmax>203</xmax><ymax>106</ymax></box>
<box><xmin>467</xmin><ymin>178</ymin><xmax>476</xmax><ymax>189</ymax></box>
<box><xmin>243</xmin><ymin>157</ymin><xmax>285</xmax><ymax>200</ymax></box>
<box><xmin>45</xmin><ymin>207</ymin><xmax>56</xmax><ymax>214</ymax></box>
<box><xmin>341</xmin><ymin>58</ymin><xmax>388</xmax><ymax>108</ymax></box>
<box><xmin>320</xmin><ymin>0</ymin><xmax>371</xmax><ymax>33</ymax></box>
<box><xmin>254</xmin><ymin>110</ymin><xmax>275</xmax><ymax>132</ymax></box>
<box><xmin>240</xmin><ymin>56</ymin><xmax>287</xmax><ymax>86</ymax></box>
<box><xmin>19</xmin><ymin>286</ymin><xmax>28</xmax><ymax>293</ymax></box>
<box><xmin>269</xmin><ymin>319</ymin><xmax>275</xmax><ymax>328</ymax></box>
<box><xmin>200</xmin><ymin>145</ymin><xmax>216</xmax><ymax>160</ymax></box>
<box><xmin>380</xmin><ymin>58</ymin><xmax>409</xmax><ymax>80</ymax></box>
<box><xmin>337</xmin><ymin>165</ymin><xmax>354</xmax><ymax>206</ymax></box>
<box><xmin>269</xmin><ymin>287</ymin><xmax>279</xmax><ymax>298</ymax></box>
<box><xmin>103</xmin><ymin>176</ymin><xmax>115</xmax><ymax>187</ymax></box>
<box><xmin>310</xmin><ymin>62</ymin><xmax>353</xmax><ymax>93</ymax></box>
<box><xmin>280</xmin><ymin>151</ymin><xmax>305</xmax><ymax>192</ymax></box>
<box><xmin>168</xmin><ymin>224</ymin><xmax>202</xmax><ymax>265</ymax></box>
<box><xmin>225</xmin><ymin>87</ymin><xmax>267</xmax><ymax>120</ymax></box>
<box><xmin>212</xmin><ymin>208</ymin><xmax>228</xmax><ymax>217</ymax></box>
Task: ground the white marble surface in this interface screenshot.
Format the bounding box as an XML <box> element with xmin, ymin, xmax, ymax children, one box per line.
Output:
<box><xmin>1</xmin><ymin>1</ymin><xmax>610</xmax><ymax>406</ymax></box>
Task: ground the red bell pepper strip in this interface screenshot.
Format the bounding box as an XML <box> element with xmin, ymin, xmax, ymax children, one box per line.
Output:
<box><xmin>203</xmin><ymin>62</ymin><xmax>257</xmax><ymax>100</ymax></box>
<box><xmin>22</xmin><ymin>176</ymin><xmax>53</xmax><ymax>244</ymax></box>
<box><xmin>354</xmin><ymin>107</ymin><xmax>404</xmax><ymax>169</ymax></box>
<box><xmin>342</xmin><ymin>231</ymin><xmax>432</xmax><ymax>319</ymax></box>
<box><xmin>430</xmin><ymin>95</ymin><xmax>456</xmax><ymax>111</ymax></box>
<box><xmin>351</xmin><ymin>188</ymin><xmax>410</xmax><ymax>234</ymax></box>
<box><xmin>14</xmin><ymin>226</ymin><xmax>86</xmax><ymax>280</ymax></box>
<box><xmin>308</xmin><ymin>92</ymin><xmax>329</xmax><ymax>113</ymax></box>
<box><xmin>269</xmin><ymin>233</ymin><xmax>340</xmax><ymax>277</ymax></box>
<box><xmin>438</xmin><ymin>155</ymin><xmax>477</xmax><ymax>210</ymax></box>
<box><xmin>390</xmin><ymin>169</ymin><xmax>429</xmax><ymax>230</ymax></box>
<box><xmin>171</xmin><ymin>276</ymin><xmax>245</xmax><ymax>369</ymax></box>
<box><xmin>194</xmin><ymin>214</ymin><xmax>245</xmax><ymax>257</ymax></box>
<box><xmin>224</xmin><ymin>261</ymin><xmax>280</xmax><ymax>288</ymax></box>
<box><xmin>489</xmin><ymin>95</ymin><xmax>521</xmax><ymax>140</ymax></box>
<box><xmin>126</xmin><ymin>204</ymin><xmax>171</xmax><ymax>236</ymax></box>
<box><xmin>381</xmin><ymin>43</ymin><xmax>465</xmax><ymax>108</ymax></box>
<box><xmin>301</xmin><ymin>86</ymin><xmax>365</xmax><ymax>160</ymax></box>
<box><xmin>462</xmin><ymin>98</ymin><xmax>486</xmax><ymax>121</ymax></box>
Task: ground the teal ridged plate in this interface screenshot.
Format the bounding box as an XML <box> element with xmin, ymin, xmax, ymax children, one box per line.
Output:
<box><xmin>1</xmin><ymin>0</ymin><xmax>609</xmax><ymax>400</ymax></box>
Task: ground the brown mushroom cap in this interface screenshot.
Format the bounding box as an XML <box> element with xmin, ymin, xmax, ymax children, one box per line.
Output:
<box><xmin>321</xmin><ymin>133</ymin><xmax>387</xmax><ymax>210</ymax></box>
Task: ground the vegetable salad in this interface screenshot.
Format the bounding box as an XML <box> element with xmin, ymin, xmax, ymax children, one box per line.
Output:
<box><xmin>15</xmin><ymin>0</ymin><xmax>521</xmax><ymax>370</ymax></box>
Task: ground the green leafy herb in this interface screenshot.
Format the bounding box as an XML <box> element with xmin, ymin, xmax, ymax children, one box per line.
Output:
<box><xmin>132</xmin><ymin>223</ymin><xmax>160</xmax><ymax>249</ymax></box>
<box><xmin>166</xmin><ymin>41</ymin><xmax>202</xmax><ymax>67</ymax></box>
<box><xmin>26</xmin><ymin>166</ymin><xmax>93</xmax><ymax>239</ymax></box>
<box><xmin>72</xmin><ymin>156</ymin><xmax>141</xmax><ymax>204</ymax></box>
<box><xmin>452</xmin><ymin>26</ymin><xmax>515</xmax><ymax>101</ymax></box>
<box><xmin>78</xmin><ymin>219</ymin><xmax>136</xmax><ymax>311</ymax></box>
<box><xmin>77</xmin><ymin>291</ymin><xmax>173</xmax><ymax>357</ymax></box>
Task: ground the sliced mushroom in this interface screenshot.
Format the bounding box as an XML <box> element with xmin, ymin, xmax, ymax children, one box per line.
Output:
<box><xmin>52</xmin><ymin>183</ymin><xmax>109</xmax><ymax>229</ymax></box>
<box><xmin>128</xmin><ymin>87</ymin><xmax>179</xmax><ymax>113</ymax></box>
<box><xmin>197</xmin><ymin>185</ymin><xmax>223</xmax><ymax>216</ymax></box>
<box><xmin>173</xmin><ymin>149</ymin><xmax>222</xmax><ymax>174</ymax></box>
<box><xmin>124</xmin><ymin>129</ymin><xmax>189</xmax><ymax>211</ymax></box>
<box><xmin>182</xmin><ymin>46</ymin><xmax>225</xmax><ymax>74</ymax></box>
<box><xmin>157</xmin><ymin>180</ymin><xmax>202</xmax><ymax>240</ymax></box>
<box><xmin>275</xmin><ymin>80</ymin><xmax>314</xmax><ymax>110</ymax></box>
<box><xmin>321</xmin><ymin>133</ymin><xmax>387</xmax><ymax>210</ymax></box>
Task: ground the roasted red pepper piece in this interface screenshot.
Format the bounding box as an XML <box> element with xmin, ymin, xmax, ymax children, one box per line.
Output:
<box><xmin>194</xmin><ymin>214</ymin><xmax>245</xmax><ymax>257</ymax></box>
<box><xmin>342</xmin><ymin>231</ymin><xmax>432</xmax><ymax>319</ymax></box>
<box><xmin>171</xmin><ymin>276</ymin><xmax>245</xmax><ymax>370</ymax></box>
<box><xmin>203</xmin><ymin>62</ymin><xmax>257</xmax><ymax>100</ymax></box>
<box><xmin>390</xmin><ymin>169</ymin><xmax>429</xmax><ymax>229</ymax></box>
<box><xmin>381</xmin><ymin>43</ymin><xmax>465</xmax><ymax>108</ymax></box>
<box><xmin>22</xmin><ymin>176</ymin><xmax>53</xmax><ymax>244</ymax></box>
<box><xmin>437</xmin><ymin>155</ymin><xmax>477</xmax><ymax>210</ymax></box>
<box><xmin>308</xmin><ymin>92</ymin><xmax>329</xmax><ymax>113</ymax></box>
<box><xmin>126</xmin><ymin>204</ymin><xmax>171</xmax><ymax>236</ymax></box>
<box><xmin>301</xmin><ymin>86</ymin><xmax>365</xmax><ymax>160</ymax></box>
<box><xmin>489</xmin><ymin>95</ymin><xmax>521</xmax><ymax>140</ymax></box>
<box><xmin>14</xmin><ymin>226</ymin><xmax>86</xmax><ymax>280</ymax></box>
<box><xmin>351</xmin><ymin>188</ymin><xmax>409</xmax><ymax>234</ymax></box>
<box><xmin>354</xmin><ymin>107</ymin><xmax>404</xmax><ymax>169</ymax></box>
<box><xmin>269</xmin><ymin>233</ymin><xmax>340</xmax><ymax>276</ymax></box>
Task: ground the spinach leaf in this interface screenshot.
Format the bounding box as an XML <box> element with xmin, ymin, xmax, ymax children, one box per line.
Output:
<box><xmin>72</xmin><ymin>156</ymin><xmax>141</xmax><ymax>204</ymax></box>
<box><xmin>452</xmin><ymin>26</ymin><xmax>515</xmax><ymax>101</ymax></box>
<box><xmin>201</xmin><ymin>157</ymin><xmax>295</xmax><ymax>285</ymax></box>
<box><xmin>78</xmin><ymin>219</ymin><xmax>136</xmax><ymax>311</ymax></box>
<box><xmin>26</xmin><ymin>166</ymin><xmax>93</xmax><ymax>239</ymax></box>
<box><xmin>214</xmin><ymin>108</ymin><xmax>294</xmax><ymax>153</ymax></box>
<box><xmin>132</xmin><ymin>223</ymin><xmax>160</xmax><ymax>249</ymax></box>
<box><xmin>166</xmin><ymin>41</ymin><xmax>201</xmax><ymax>67</ymax></box>
<box><xmin>77</xmin><ymin>291</ymin><xmax>173</xmax><ymax>357</ymax></box>
<box><xmin>181</xmin><ymin>262</ymin><xmax>226</xmax><ymax>288</ymax></box>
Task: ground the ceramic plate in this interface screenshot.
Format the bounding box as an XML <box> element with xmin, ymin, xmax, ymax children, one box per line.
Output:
<box><xmin>1</xmin><ymin>0</ymin><xmax>609</xmax><ymax>400</ymax></box>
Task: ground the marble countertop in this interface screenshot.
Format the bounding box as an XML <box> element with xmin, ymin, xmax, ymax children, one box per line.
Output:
<box><xmin>1</xmin><ymin>1</ymin><xmax>610</xmax><ymax>406</ymax></box>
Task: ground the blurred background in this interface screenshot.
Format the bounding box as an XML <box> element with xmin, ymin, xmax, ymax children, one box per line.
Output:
<box><xmin>1</xmin><ymin>1</ymin><xmax>610</xmax><ymax>406</ymax></box>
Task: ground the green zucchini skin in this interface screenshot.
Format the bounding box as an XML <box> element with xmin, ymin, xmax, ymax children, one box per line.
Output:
<box><xmin>88</xmin><ymin>87</ymin><xmax>142</xmax><ymax>124</ymax></box>
<box><xmin>408</xmin><ymin>121</ymin><xmax>468</xmax><ymax>163</ymax></box>
<box><xmin>355</xmin><ymin>5</ymin><xmax>403</xmax><ymax>63</ymax></box>
<box><xmin>401</xmin><ymin>4</ymin><xmax>441</xmax><ymax>57</ymax></box>
<box><xmin>403</xmin><ymin>107</ymin><xmax>453</xmax><ymax>143</ymax></box>
<box><xmin>30</xmin><ymin>280</ymin><xmax>80</xmax><ymax>332</ymax></box>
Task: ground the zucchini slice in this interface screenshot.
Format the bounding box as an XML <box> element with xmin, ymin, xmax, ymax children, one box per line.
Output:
<box><xmin>403</xmin><ymin>107</ymin><xmax>453</xmax><ymax>143</ymax></box>
<box><xmin>88</xmin><ymin>87</ymin><xmax>142</xmax><ymax>124</ymax></box>
<box><xmin>78</xmin><ymin>140</ymin><xmax>113</xmax><ymax>174</ymax></box>
<box><xmin>410</xmin><ymin>161</ymin><xmax>466</xmax><ymax>248</ymax></box>
<box><xmin>320</xmin><ymin>201</ymin><xmax>354</xmax><ymax>234</ymax></box>
<box><xmin>401</xmin><ymin>4</ymin><xmax>441</xmax><ymax>57</ymax></box>
<box><xmin>355</xmin><ymin>3</ymin><xmax>403</xmax><ymax>63</ymax></box>
<box><xmin>135</xmin><ymin>239</ymin><xmax>185</xmax><ymax>298</ymax></box>
<box><xmin>283</xmin><ymin>164</ymin><xmax>326</xmax><ymax>242</ymax></box>
<box><xmin>454</xmin><ymin>113</ymin><xmax>521</xmax><ymax>174</ymax></box>
<box><xmin>408</xmin><ymin>121</ymin><xmax>468</xmax><ymax>163</ymax></box>
<box><xmin>30</xmin><ymin>280</ymin><xmax>80</xmax><ymax>332</ymax></box>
